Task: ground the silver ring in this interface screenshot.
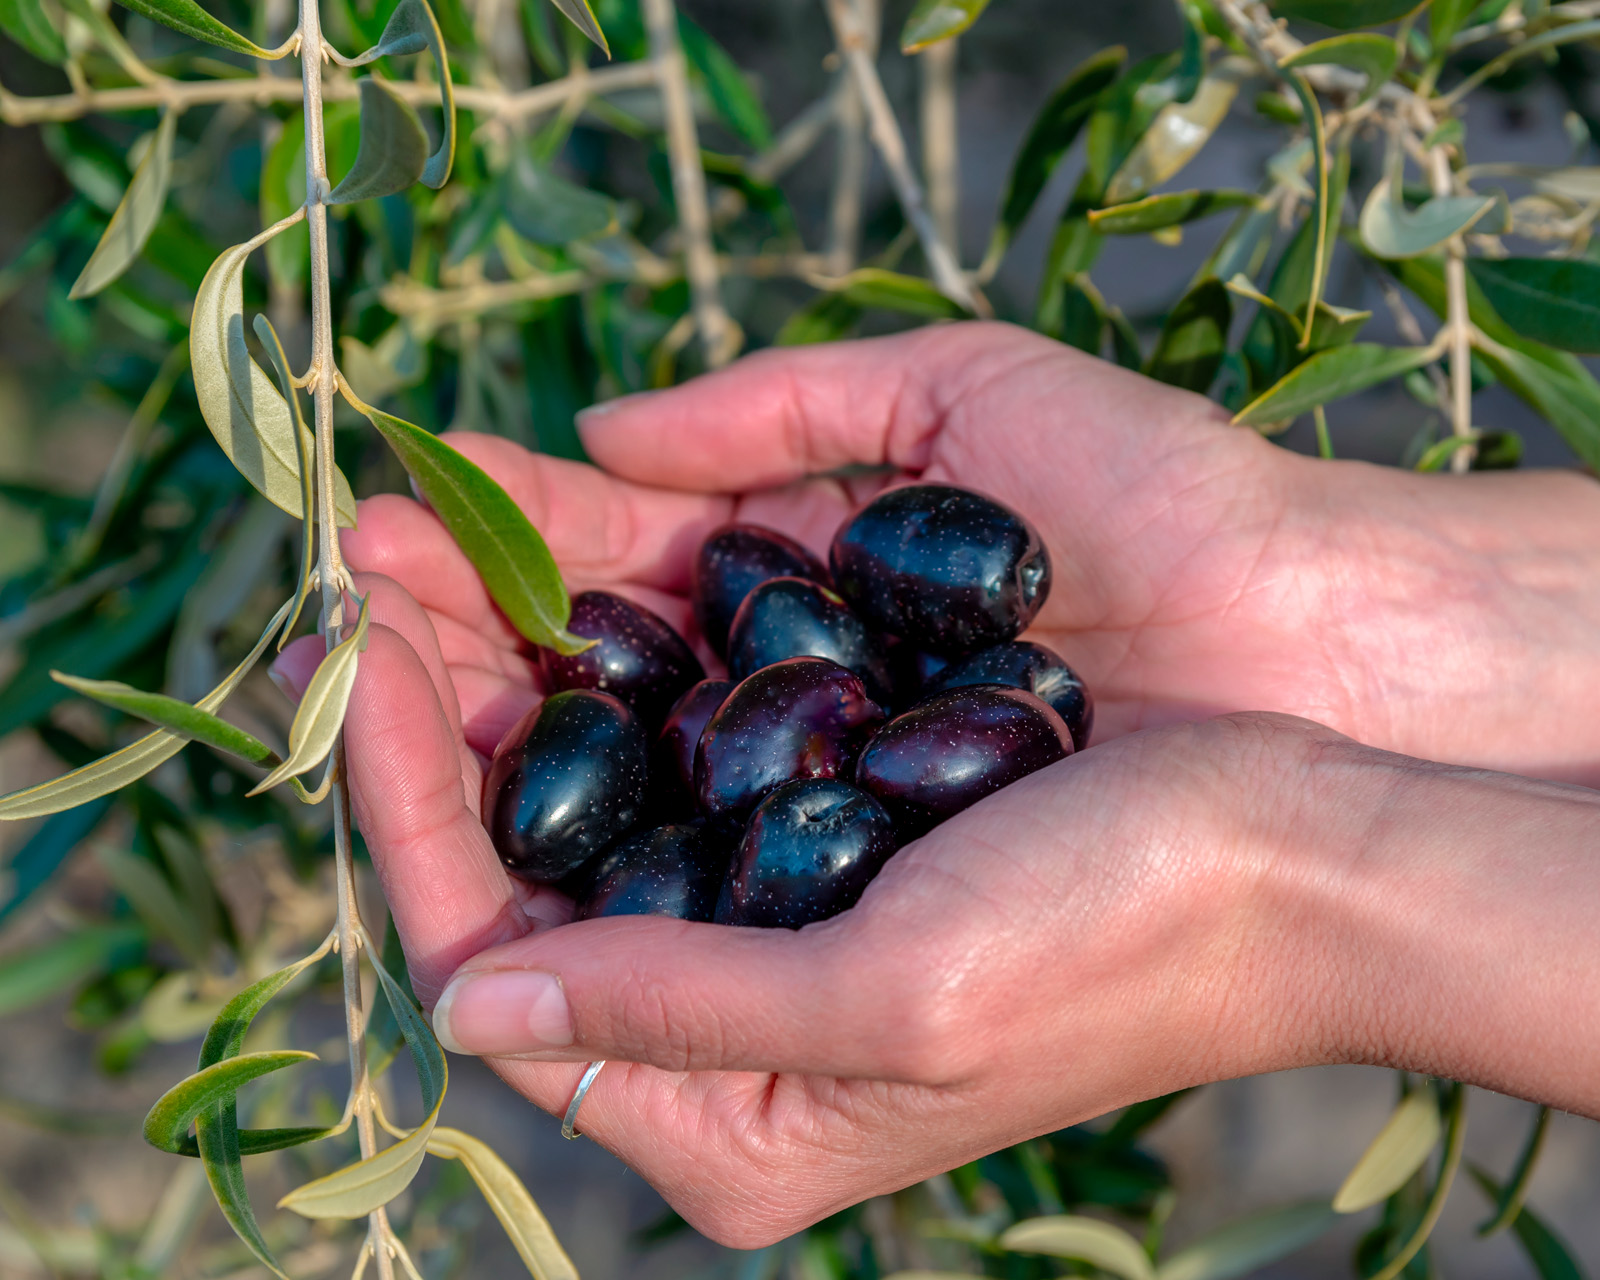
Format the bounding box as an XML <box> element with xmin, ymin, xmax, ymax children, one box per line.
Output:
<box><xmin>561</xmin><ymin>1061</ymin><xmax>605</xmax><ymax>1140</ymax></box>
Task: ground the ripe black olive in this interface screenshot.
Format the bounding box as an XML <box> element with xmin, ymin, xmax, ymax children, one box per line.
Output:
<box><xmin>855</xmin><ymin>685</ymin><xmax>1072</xmax><ymax>838</ymax></box>
<box><xmin>718</xmin><ymin>779</ymin><xmax>898</xmax><ymax>929</ymax></box>
<box><xmin>692</xmin><ymin>523</ymin><xmax>831</xmax><ymax>658</ymax></box>
<box><xmin>541</xmin><ymin>590</ymin><xmax>704</xmax><ymax>730</ymax></box>
<box><xmin>653</xmin><ymin>678</ymin><xmax>734</xmax><ymax>814</ymax></box>
<box><xmin>695</xmin><ymin>657</ymin><xmax>885</xmax><ymax>821</ymax></box>
<box><xmin>572</xmin><ymin>824</ymin><xmax>727</xmax><ymax>922</ymax></box>
<box><xmin>482</xmin><ymin>690</ymin><xmax>650</xmax><ymax>882</ymax></box>
<box><xmin>829</xmin><ymin>484</ymin><xmax>1052</xmax><ymax>657</ymax></box>
<box><xmin>925</xmin><ymin>640</ymin><xmax>1094</xmax><ymax>750</ymax></box>
<box><xmin>726</xmin><ymin>576</ymin><xmax>894</xmax><ymax>705</ymax></box>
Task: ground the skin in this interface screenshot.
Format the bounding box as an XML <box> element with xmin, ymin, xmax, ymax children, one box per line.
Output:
<box><xmin>275</xmin><ymin>323</ymin><xmax>1600</xmax><ymax>1248</ymax></box>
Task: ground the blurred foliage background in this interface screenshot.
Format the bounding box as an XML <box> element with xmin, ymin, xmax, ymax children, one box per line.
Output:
<box><xmin>1</xmin><ymin>0</ymin><xmax>1599</xmax><ymax>1275</ymax></box>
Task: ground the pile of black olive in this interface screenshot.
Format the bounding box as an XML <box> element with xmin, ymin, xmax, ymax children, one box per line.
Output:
<box><xmin>482</xmin><ymin>484</ymin><xmax>1092</xmax><ymax>930</ymax></box>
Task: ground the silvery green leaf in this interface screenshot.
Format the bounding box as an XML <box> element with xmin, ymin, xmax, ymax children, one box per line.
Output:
<box><xmin>373</xmin><ymin>0</ymin><xmax>456</xmax><ymax>187</ymax></box>
<box><xmin>1279</xmin><ymin>34</ymin><xmax>1396</xmax><ymax>104</ymax></box>
<box><xmin>900</xmin><ymin>0</ymin><xmax>989</xmax><ymax>52</ymax></box>
<box><xmin>0</xmin><ymin>924</ymin><xmax>142</xmax><ymax>1017</ymax></box>
<box><xmin>0</xmin><ymin>0</ymin><xmax>65</xmax><ymax>62</ymax></box>
<box><xmin>251</xmin><ymin>317</ymin><xmax>315</xmax><ymax>648</ymax></box>
<box><xmin>1156</xmin><ymin>1202</ymin><xmax>1339</xmax><ymax>1280</ymax></box>
<box><xmin>190</xmin><ymin>225</ymin><xmax>358</xmax><ymax>527</ymax></box>
<box><xmin>1234</xmin><ymin>344</ymin><xmax>1437</xmax><ymax>426</ymax></box>
<box><xmin>1332</xmin><ymin>1089</ymin><xmax>1442</xmax><ymax>1214</ymax></box>
<box><xmin>327</xmin><ymin>78</ymin><xmax>429</xmax><ymax>205</ymax></box>
<box><xmin>112</xmin><ymin>0</ymin><xmax>273</xmax><ymax>57</ymax></box>
<box><xmin>1104</xmin><ymin>65</ymin><xmax>1244</xmax><ymax>205</ymax></box>
<box><xmin>426</xmin><ymin>1127</ymin><xmax>578</xmax><ymax>1279</ymax></box>
<box><xmin>545</xmin><ymin>0</ymin><xmax>607</xmax><ymax>57</ymax></box>
<box><xmin>248</xmin><ymin>593</ymin><xmax>371</xmax><ymax>795</ymax></box>
<box><xmin>503</xmin><ymin>151</ymin><xmax>619</xmax><ymax>246</ymax></box>
<box><xmin>1359</xmin><ymin>178</ymin><xmax>1494</xmax><ymax>259</ymax></box>
<box><xmin>1305</xmin><ymin>301</ymin><xmax>1371</xmax><ymax>350</ymax></box>
<box><xmin>71</xmin><ymin>109</ymin><xmax>176</xmax><ymax>299</ymax></box>
<box><xmin>51</xmin><ymin>672</ymin><xmax>275</xmax><ymax>765</ymax></box>
<box><xmin>999</xmin><ymin>1216</ymin><xmax>1156</xmax><ymax>1280</ymax></box>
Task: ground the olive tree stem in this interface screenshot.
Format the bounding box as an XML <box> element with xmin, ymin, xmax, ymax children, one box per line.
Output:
<box><xmin>919</xmin><ymin>37</ymin><xmax>960</xmax><ymax>252</ymax></box>
<box><xmin>1428</xmin><ymin>143</ymin><xmax>1477</xmax><ymax>473</ymax></box>
<box><xmin>826</xmin><ymin>0</ymin><xmax>875</xmax><ymax>276</ymax></box>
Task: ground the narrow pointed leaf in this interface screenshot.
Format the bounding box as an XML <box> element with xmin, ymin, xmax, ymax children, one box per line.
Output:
<box><xmin>1280</xmin><ymin>34</ymin><xmax>1396</xmax><ymax>103</ymax></box>
<box><xmin>248</xmin><ymin>594</ymin><xmax>370</xmax><ymax>795</ymax></box>
<box><xmin>837</xmin><ymin>268</ymin><xmax>969</xmax><ymax>318</ymax></box>
<box><xmin>71</xmin><ymin>111</ymin><xmax>177</xmax><ymax>299</ymax></box>
<box><xmin>0</xmin><ymin>924</ymin><xmax>142</xmax><ymax>1017</ymax></box>
<box><xmin>678</xmin><ymin>13</ymin><xmax>770</xmax><ymax>149</ymax></box>
<box><xmin>1283</xmin><ymin>71</ymin><xmax>1329</xmax><ymax>344</ymax></box>
<box><xmin>143</xmin><ymin>1052</ymin><xmax>318</xmax><ymax>1155</ymax></box>
<box><xmin>0</xmin><ymin>0</ymin><xmax>66</xmax><ymax>62</ymax></box>
<box><xmin>1306</xmin><ymin>301</ymin><xmax>1371</xmax><ymax>350</ymax></box>
<box><xmin>0</xmin><ymin>596</ymin><xmax>293</xmax><ymax>820</ymax></box>
<box><xmin>427</xmin><ymin>1127</ymin><xmax>579</xmax><ymax>1280</ymax></box>
<box><xmin>1156</xmin><ymin>1202</ymin><xmax>1339</xmax><ymax>1280</ymax></box>
<box><xmin>326</xmin><ymin>79</ymin><xmax>428</xmax><ymax>205</ymax></box>
<box><xmin>252</xmin><ymin>316</ymin><xmax>315</xmax><ymax>648</ymax></box>
<box><xmin>343</xmin><ymin>391</ymin><xmax>588</xmax><ymax>654</ymax></box>
<box><xmin>1089</xmin><ymin>189</ymin><xmax>1256</xmax><ymax>235</ymax></box>
<box><xmin>191</xmin><ymin>225</ymin><xmax>358</xmax><ymax>526</ymax></box>
<box><xmin>1478</xmin><ymin>1107</ymin><xmax>1550</xmax><ymax>1237</ymax></box>
<box><xmin>374</xmin><ymin>0</ymin><xmax>456</xmax><ymax>185</ymax></box>
<box><xmin>112</xmin><ymin>0</ymin><xmax>272</xmax><ymax>56</ymax></box>
<box><xmin>1104</xmin><ymin>70</ymin><xmax>1241</xmax><ymax>205</ymax></box>
<box><xmin>1466</xmin><ymin>258</ymin><xmax>1600</xmax><ymax>354</ymax></box>
<box><xmin>986</xmin><ymin>47</ymin><xmax>1125</xmax><ymax>264</ymax></box>
<box><xmin>1332</xmin><ymin>1090</ymin><xmax>1442</xmax><ymax>1214</ymax></box>
<box><xmin>1235</xmin><ymin>344</ymin><xmax>1435</xmax><ymax>426</ymax></box>
<box><xmin>1000</xmin><ymin>1216</ymin><xmax>1155</xmax><ymax>1280</ymax></box>
<box><xmin>1269</xmin><ymin>0</ymin><xmax>1422</xmax><ymax>28</ymax></box>
<box><xmin>1360</xmin><ymin>179</ymin><xmax>1493</xmax><ymax>259</ymax></box>
<box><xmin>1467</xmin><ymin>1165</ymin><xmax>1583</xmax><ymax>1280</ymax></box>
<box><xmin>545</xmin><ymin>0</ymin><xmax>607</xmax><ymax>57</ymax></box>
<box><xmin>51</xmin><ymin>674</ymin><xmax>275</xmax><ymax>765</ymax></box>
<box><xmin>1146</xmin><ymin>277</ymin><xmax>1230</xmax><ymax>393</ymax></box>
<box><xmin>901</xmin><ymin>0</ymin><xmax>988</xmax><ymax>52</ymax></box>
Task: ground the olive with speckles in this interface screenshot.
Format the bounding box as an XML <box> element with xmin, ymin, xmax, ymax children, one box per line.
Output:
<box><xmin>726</xmin><ymin>576</ymin><xmax>894</xmax><ymax>704</ymax></box>
<box><xmin>482</xmin><ymin>690</ymin><xmax>650</xmax><ymax>883</ymax></box>
<box><xmin>695</xmin><ymin>657</ymin><xmax>885</xmax><ymax>821</ymax></box>
<box><xmin>855</xmin><ymin>685</ymin><xmax>1073</xmax><ymax>839</ymax></box>
<box><xmin>572</xmin><ymin>824</ymin><xmax>727</xmax><ymax>922</ymax></box>
<box><xmin>653</xmin><ymin>678</ymin><xmax>733</xmax><ymax>813</ymax></box>
<box><xmin>692</xmin><ymin>523</ymin><xmax>831</xmax><ymax>658</ymax></box>
<box><xmin>541</xmin><ymin>590</ymin><xmax>704</xmax><ymax>730</ymax></box>
<box><xmin>829</xmin><ymin>484</ymin><xmax>1052</xmax><ymax>657</ymax></box>
<box><xmin>718</xmin><ymin>779</ymin><xmax>898</xmax><ymax>929</ymax></box>
<box><xmin>925</xmin><ymin>641</ymin><xmax>1094</xmax><ymax>750</ymax></box>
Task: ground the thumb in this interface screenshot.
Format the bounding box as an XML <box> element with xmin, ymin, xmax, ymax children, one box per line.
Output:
<box><xmin>429</xmin><ymin>908</ymin><xmax>967</xmax><ymax>1085</ymax></box>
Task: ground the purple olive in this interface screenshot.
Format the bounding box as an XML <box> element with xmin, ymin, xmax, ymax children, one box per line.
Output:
<box><xmin>887</xmin><ymin>642</ymin><xmax>952</xmax><ymax>713</ymax></box>
<box><xmin>925</xmin><ymin>641</ymin><xmax>1094</xmax><ymax>750</ymax></box>
<box><xmin>695</xmin><ymin>656</ymin><xmax>885</xmax><ymax>821</ymax></box>
<box><xmin>726</xmin><ymin>576</ymin><xmax>893</xmax><ymax>704</ymax></box>
<box><xmin>653</xmin><ymin>678</ymin><xmax>734</xmax><ymax>813</ymax></box>
<box><xmin>573</xmin><ymin>824</ymin><xmax>727</xmax><ymax>922</ymax></box>
<box><xmin>483</xmin><ymin>690</ymin><xmax>650</xmax><ymax>882</ymax></box>
<box><xmin>829</xmin><ymin>484</ymin><xmax>1052</xmax><ymax>657</ymax></box>
<box><xmin>718</xmin><ymin>779</ymin><xmax>898</xmax><ymax>929</ymax></box>
<box><xmin>692</xmin><ymin>523</ymin><xmax>831</xmax><ymax>658</ymax></box>
<box><xmin>855</xmin><ymin>685</ymin><xmax>1072</xmax><ymax>838</ymax></box>
<box><xmin>541</xmin><ymin>590</ymin><xmax>704</xmax><ymax>730</ymax></box>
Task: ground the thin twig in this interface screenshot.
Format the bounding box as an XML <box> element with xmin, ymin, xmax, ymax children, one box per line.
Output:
<box><xmin>826</xmin><ymin>0</ymin><xmax>875</xmax><ymax>276</ymax></box>
<box><xmin>822</xmin><ymin>0</ymin><xmax>982</xmax><ymax>314</ymax></box>
<box><xmin>641</xmin><ymin>0</ymin><xmax>738</xmax><ymax>367</ymax></box>
<box><xmin>1426</xmin><ymin>142</ymin><xmax>1476</xmax><ymax>471</ymax></box>
<box><xmin>918</xmin><ymin>37</ymin><xmax>960</xmax><ymax>251</ymax></box>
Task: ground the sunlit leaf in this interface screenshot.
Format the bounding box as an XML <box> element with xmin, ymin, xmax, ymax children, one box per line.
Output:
<box><xmin>190</xmin><ymin>225</ymin><xmax>358</xmax><ymax>526</ymax></box>
<box><xmin>326</xmin><ymin>79</ymin><xmax>429</xmax><ymax>205</ymax></box>
<box><xmin>545</xmin><ymin>0</ymin><xmax>607</xmax><ymax>57</ymax></box>
<box><xmin>1269</xmin><ymin>0</ymin><xmax>1422</xmax><ymax>28</ymax></box>
<box><xmin>1089</xmin><ymin>189</ymin><xmax>1256</xmax><ymax>235</ymax></box>
<box><xmin>1235</xmin><ymin>344</ymin><xmax>1436</xmax><ymax>426</ymax></box>
<box><xmin>112</xmin><ymin>0</ymin><xmax>273</xmax><ymax>57</ymax></box>
<box><xmin>427</xmin><ymin>1127</ymin><xmax>579</xmax><ymax>1279</ymax></box>
<box><xmin>1279</xmin><ymin>34</ymin><xmax>1396</xmax><ymax>103</ymax></box>
<box><xmin>1332</xmin><ymin>1090</ymin><xmax>1442</xmax><ymax>1214</ymax></box>
<box><xmin>503</xmin><ymin>151</ymin><xmax>619</xmax><ymax>245</ymax></box>
<box><xmin>1104</xmin><ymin>68</ymin><xmax>1242</xmax><ymax>205</ymax></box>
<box><xmin>1156</xmin><ymin>1202</ymin><xmax>1339</xmax><ymax>1280</ymax></box>
<box><xmin>1466</xmin><ymin>258</ymin><xmax>1600</xmax><ymax>354</ymax></box>
<box><xmin>372</xmin><ymin>0</ymin><xmax>455</xmax><ymax>187</ymax></box>
<box><xmin>252</xmin><ymin>316</ymin><xmax>316</xmax><ymax>649</ymax></box>
<box><xmin>901</xmin><ymin>0</ymin><xmax>989</xmax><ymax>52</ymax></box>
<box><xmin>340</xmin><ymin>386</ymin><xmax>590</xmax><ymax>654</ymax></box>
<box><xmin>0</xmin><ymin>0</ymin><xmax>65</xmax><ymax>62</ymax></box>
<box><xmin>71</xmin><ymin>112</ymin><xmax>178</xmax><ymax>299</ymax></box>
<box><xmin>999</xmin><ymin>1216</ymin><xmax>1155</xmax><ymax>1280</ymax></box>
<box><xmin>51</xmin><ymin>673</ymin><xmax>275</xmax><ymax>766</ymax></box>
<box><xmin>1359</xmin><ymin>178</ymin><xmax>1493</xmax><ymax>259</ymax></box>
<box><xmin>1146</xmin><ymin>276</ymin><xmax>1230</xmax><ymax>393</ymax></box>
<box><xmin>0</xmin><ymin>924</ymin><xmax>142</xmax><ymax>1017</ymax></box>
<box><xmin>247</xmin><ymin>593</ymin><xmax>371</xmax><ymax>795</ymax></box>
<box><xmin>1467</xmin><ymin>1164</ymin><xmax>1583</xmax><ymax>1280</ymax></box>
<box><xmin>143</xmin><ymin>1051</ymin><xmax>319</xmax><ymax>1156</ymax></box>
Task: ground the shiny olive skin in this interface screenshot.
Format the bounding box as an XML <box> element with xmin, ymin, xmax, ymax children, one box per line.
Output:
<box><xmin>855</xmin><ymin>685</ymin><xmax>1073</xmax><ymax>838</ymax></box>
<box><xmin>829</xmin><ymin>484</ymin><xmax>1052</xmax><ymax>658</ymax></box>
<box><xmin>925</xmin><ymin>641</ymin><xmax>1094</xmax><ymax>750</ymax></box>
<box><xmin>695</xmin><ymin>657</ymin><xmax>885</xmax><ymax>821</ymax></box>
<box><xmin>692</xmin><ymin>523</ymin><xmax>831</xmax><ymax>658</ymax></box>
<box><xmin>726</xmin><ymin>577</ymin><xmax>894</xmax><ymax>705</ymax></box>
<box><xmin>541</xmin><ymin>591</ymin><xmax>704</xmax><ymax>730</ymax></box>
<box><xmin>572</xmin><ymin>824</ymin><xmax>726</xmax><ymax>922</ymax></box>
<box><xmin>718</xmin><ymin>779</ymin><xmax>898</xmax><ymax>929</ymax></box>
<box><xmin>653</xmin><ymin>678</ymin><xmax>733</xmax><ymax>813</ymax></box>
<box><xmin>483</xmin><ymin>690</ymin><xmax>650</xmax><ymax>882</ymax></box>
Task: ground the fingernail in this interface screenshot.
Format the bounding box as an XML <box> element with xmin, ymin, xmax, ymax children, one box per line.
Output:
<box><xmin>576</xmin><ymin>389</ymin><xmax>658</xmax><ymax>429</ymax></box>
<box><xmin>432</xmin><ymin>970</ymin><xmax>574</xmax><ymax>1056</ymax></box>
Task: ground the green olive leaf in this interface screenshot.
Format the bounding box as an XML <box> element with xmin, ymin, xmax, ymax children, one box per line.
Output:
<box><xmin>374</xmin><ymin>0</ymin><xmax>456</xmax><ymax>187</ymax></box>
<box><xmin>143</xmin><ymin>1051</ymin><xmax>320</xmax><ymax>1156</ymax></box>
<box><xmin>1156</xmin><ymin>1203</ymin><xmax>1339</xmax><ymax>1280</ymax></box>
<box><xmin>247</xmin><ymin>593</ymin><xmax>371</xmax><ymax>796</ymax></box>
<box><xmin>251</xmin><ymin>316</ymin><xmax>316</xmax><ymax>648</ymax></box>
<box><xmin>1104</xmin><ymin>66</ymin><xmax>1244</xmax><ymax>206</ymax></box>
<box><xmin>50</xmin><ymin>673</ymin><xmax>275</xmax><ymax>765</ymax></box>
<box><xmin>1468</xmin><ymin>1163</ymin><xmax>1583</xmax><ymax>1280</ymax></box>
<box><xmin>900</xmin><ymin>0</ymin><xmax>989</xmax><ymax>53</ymax></box>
<box><xmin>112</xmin><ymin>0</ymin><xmax>275</xmax><ymax>57</ymax></box>
<box><xmin>1477</xmin><ymin>1107</ymin><xmax>1550</xmax><ymax>1238</ymax></box>
<box><xmin>1332</xmin><ymin>1089</ymin><xmax>1442</xmax><ymax>1214</ymax></box>
<box><xmin>326</xmin><ymin>78</ymin><xmax>429</xmax><ymax>205</ymax></box>
<box><xmin>426</xmin><ymin>1127</ymin><xmax>579</xmax><ymax>1280</ymax></box>
<box><xmin>503</xmin><ymin>150</ymin><xmax>620</xmax><ymax>245</ymax></box>
<box><xmin>544</xmin><ymin>0</ymin><xmax>607</xmax><ymax>58</ymax></box>
<box><xmin>999</xmin><ymin>1216</ymin><xmax>1156</xmax><ymax>1280</ymax></box>
<box><xmin>1279</xmin><ymin>34</ymin><xmax>1396</xmax><ymax>104</ymax></box>
<box><xmin>1465</xmin><ymin>257</ymin><xmax>1600</xmax><ymax>354</ymax></box>
<box><xmin>1088</xmin><ymin>189</ymin><xmax>1256</xmax><ymax>235</ymax></box>
<box><xmin>191</xmin><ymin>223</ymin><xmax>357</xmax><ymax>526</ymax></box>
<box><xmin>1234</xmin><ymin>344</ymin><xmax>1438</xmax><ymax>426</ymax></box>
<box><xmin>1268</xmin><ymin>0</ymin><xmax>1422</xmax><ymax>28</ymax></box>
<box><xmin>1359</xmin><ymin>178</ymin><xmax>1494</xmax><ymax>259</ymax></box>
<box><xmin>678</xmin><ymin>12</ymin><xmax>771</xmax><ymax>149</ymax></box>
<box><xmin>834</xmin><ymin>267</ymin><xmax>970</xmax><ymax>319</ymax></box>
<box><xmin>776</xmin><ymin>291</ymin><xmax>862</xmax><ymax>346</ymax></box>
<box><xmin>0</xmin><ymin>924</ymin><xmax>142</xmax><ymax>1018</ymax></box>
<box><xmin>1145</xmin><ymin>276</ymin><xmax>1230</xmax><ymax>393</ymax></box>
<box><xmin>0</xmin><ymin>0</ymin><xmax>65</xmax><ymax>66</ymax></box>
<box><xmin>1305</xmin><ymin>301</ymin><xmax>1371</xmax><ymax>350</ymax></box>
<box><xmin>340</xmin><ymin>385</ymin><xmax>590</xmax><ymax>654</ymax></box>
